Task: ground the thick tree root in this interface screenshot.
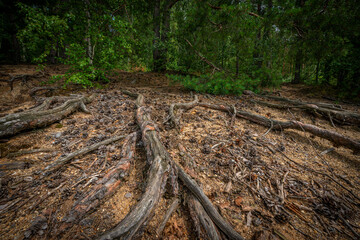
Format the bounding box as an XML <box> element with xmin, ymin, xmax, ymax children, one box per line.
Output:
<box><xmin>54</xmin><ymin>132</ymin><xmax>137</xmax><ymax>235</ymax></box>
<box><xmin>198</xmin><ymin>102</ymin><xmax>360</xmax><ymax>153</ymax></box>
<box><xmin>44</xmin><ymin>135</ymin><xmax>127</xmax><ymax>174</ymax></box>
<box><xmin>245</xmin><ymin>91</ymin><xmax>360</xmax><ymax>125</ymax></box>
<box><xmin>98</xmin><ymin>91</ymin><xmax>244</xmax><ymax>240</ymax></box>
<box><xmin>169</xmin><ymin>97</ymin><xmax>360</xmax><ymax>152</ymax></box>
<box><xmin>0</xmin><ymin>94</ymin><xmax>95</xmax><ymax>138</ymax></box>
<box><xmin>96</xmin><ymin>93</ymin><xmax>170</xmax><ymax>240</ymax></box>
<box><xmin>176</xmin><ymin>163</ymin><xmax>244</xmax><ymax>240</ymax></box>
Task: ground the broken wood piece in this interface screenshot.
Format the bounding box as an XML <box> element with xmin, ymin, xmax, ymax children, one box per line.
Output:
<box><xmin>44</xmin><ymin>135</ymin><xmax>126</xmax><ymax>173</ymax></box>
<box><xmin>156</xmin><ymin>198</ymin><xmax>180</xmax><ymax>237</ymax></box>
<box><xmin>0</xmin><ymin>94</ymin><xmax>95</xmax><ymax>138</ymax></box>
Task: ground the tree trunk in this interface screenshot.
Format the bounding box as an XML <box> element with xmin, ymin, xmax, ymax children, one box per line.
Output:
<box><xmin>152</xmin><ymin>0</ymin><xmax>162</xmax><ymax>72</ymax></box>
<box><xmin>84</xmin><ymin>0</ymin><xmax>93</xmax><ymax>65</ymax></box>
<box><xmin>292</xmin><ymin>49</ymin><xmax>302</xmax><ymax>83</ymax></box>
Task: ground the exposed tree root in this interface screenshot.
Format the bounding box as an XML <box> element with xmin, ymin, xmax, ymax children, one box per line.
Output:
<box><xmin>156</xmin><ymin>198</ymin><xmax>180</xmax><ymax>237</ymax></box>
<box><xmin>187</xmin><ymin>193</ymin><xmax>221</xmax><ymax>239</ymax></box>
<box><xmin>0</xmin><ymin>161</ymin><xmax>30</xmax><ymax>171</ymax></box>
<box><xmin>44</xmin><ymin>135</ymin><xmax>127</xmax><ymax>174</ymax></box>
<box><xmin>97</xmin><ymin>91</ymin><xmax>244</xmax><ymax>240</ymax></box>
<box><xmin>0</xmin><ymin>94</ymin><xmax>95</xmax><ymax>138</ymax></box>
<box><xmin>176</xmin><ymin>162</ymin><xmax>245</xmax><ymax>240</ymax></box>
<box><xmin>245</xmin><ymin>91</ymin><xmax>360</xmax><ymax>125</ymax></box>
<box><xmin>168</xmin><ymin>97</ymin><xmax>360</xmax><ymax>153</ymax></box>
<box><xmin>198</xmin><ymin>102</ymin><xmax>360</xmax><ymax>153</ymax></box>
<box><xmin>0</xmin><ymin>73</ymin><xmax>40</xmax><ymax>90</ymax></box>
<box><xmin>96</xmin><ymin>92</ymin><xmax>170</xmax><ymax>240</ymax></box>
<box><xmin>169</xmin><ymin>95</ymin><xmax>199</xmax><ymax>128</ymax></box>
<box><xmin>53</xmin><ymin>132</ymin><xmax>137</xmax><ymax>236</ymax></box>
<box><xmin>29</xmin><ymin>86</ymin><xmax>58</xmax><ymax>98</ymax></box>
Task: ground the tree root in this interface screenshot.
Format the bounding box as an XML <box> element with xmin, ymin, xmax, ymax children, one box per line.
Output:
<box><xmin>97</xmin><ymin>91</ymin><xmax>244</xmax><ymax>240</ymax></box>
<box><xmin>53</xmin><ymin>132</ymin><xmax>137</xmax><ymax>236</ymax></box>
<box><xmin>187</xmin><ymin>193</ymin><xmax>221</xmax><ymax>239</ymax></box>
<box><xmin>156</xmin><ymin>198</ymin><xmax>180</xmax><ymax>237</ymax></box>
<box><xmin>96</xmin><ymin>92</ymin><xmax>170</xmax><ymax>240</ymax></box>
<box><xmin>169</xmin><ymin>95</ymin><xmax>199</xmax><ymax>128</ymax></box>
<box><xmin>0</xmin><ymin>94</ymin><xmax>95</xmax><ymax>138</ymax></box>
<box><xmin>176</xmin><ymin>162</ymin><xmax>244</xmax><ymax>240</ymax></box>
<box><xmin>44</xmin><ymin>135</ymin><xmax>127</xmax><ymax>174</ymax></box>
<box><xmin>29</xmin><ymin>86</ymin><xmax>58</xmax><ymax>98</ymax></box>
<box><xmin>168</xmin><ymin>96</ymin><xmax>359</xmax><ymax>152</ymax></box>
<box><xmin>246</xmin><ymin>91</ymin><xmax>360</xmax><ymax>125</ymax></box>
<box><xmin>199</xmin><ymin>102</ymin><xmax>360</xmax><ymax>153</ymax></box>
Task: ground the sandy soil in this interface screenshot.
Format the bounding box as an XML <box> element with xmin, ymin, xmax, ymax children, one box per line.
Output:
<box><xmin>0</xmin><ymin>65</ymin><xmax>359</xmax><ymax>240</ymax></box>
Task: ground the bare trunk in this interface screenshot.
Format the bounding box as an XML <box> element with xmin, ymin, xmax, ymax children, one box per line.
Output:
<box><xmin>84</xmin><ymin>0</ymin><xmax>93</xmax><ymax>65</ymax></box>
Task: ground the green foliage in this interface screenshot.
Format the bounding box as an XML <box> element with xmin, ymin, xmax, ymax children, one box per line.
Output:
<box><xmin>17</xmin><ymin>3</ymin><xmax>68</xmax><ymax>63</ymax></box>
<box><xmin>168</xmin><ymin>72</ymin><xmax>259</xmax><ymax>95</ymax></box>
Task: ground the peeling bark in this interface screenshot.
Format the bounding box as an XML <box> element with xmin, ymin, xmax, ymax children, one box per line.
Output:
<box><xmin>0</xmin><ymin>94</ymin><xmax>95</xmax><ymax>138</ymax></box>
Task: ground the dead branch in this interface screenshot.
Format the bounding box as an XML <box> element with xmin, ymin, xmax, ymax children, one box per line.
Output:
<box><xmin>185</xmin><ymin>39</ymin><xmax>222</xmax><ymax>72</ymax></box>
<box><xmin>44</xmin><ymin>135</ymin><xmax>127</xmax><ymax>173</ymax></box>
<box><xmin>0</xmin><ymin>94</ymin><xmax>95</xmax><ymax>138</ymax></box>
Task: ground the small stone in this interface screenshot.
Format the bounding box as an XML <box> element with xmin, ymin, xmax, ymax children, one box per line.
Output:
<box><xmin>125</xmin><ymin>192</ymin><xmax>132</xmax><ymax>199</ymax></box>
<box><xmin>55</xmin><ymin>132</ymin><xmax>62</xmax><ymax>138</ymax></box>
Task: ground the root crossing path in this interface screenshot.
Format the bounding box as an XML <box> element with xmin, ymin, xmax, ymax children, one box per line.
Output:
<box><xmin>0</xmin><ymin>81</ymin><xmax>359</xmax><ymax>240</ymax></box>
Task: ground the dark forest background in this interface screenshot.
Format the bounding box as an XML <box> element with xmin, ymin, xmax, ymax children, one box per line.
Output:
<box><xmin>1</xmin><ymin>0</ymin><xmax>359</xmax><ymax>97</ymax></box>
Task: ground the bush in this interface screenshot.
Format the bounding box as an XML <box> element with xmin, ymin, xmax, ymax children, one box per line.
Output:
<box><xmin>168</xmin><ymin>72</ymin><xmax>260</xmax><ymax>95</ymax></box>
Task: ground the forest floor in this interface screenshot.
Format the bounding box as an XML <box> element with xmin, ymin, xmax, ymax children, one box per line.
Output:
<box><xmin>0</xmin><ymin>64</ymin><xmax>359</xmax><ymax>240</ymax></box>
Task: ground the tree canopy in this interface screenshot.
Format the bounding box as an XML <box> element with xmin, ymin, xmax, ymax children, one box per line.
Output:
<box><xmin>1</xmin><ymin>0</ymin><xmax>359</xmax><ymax>97</ymax></box>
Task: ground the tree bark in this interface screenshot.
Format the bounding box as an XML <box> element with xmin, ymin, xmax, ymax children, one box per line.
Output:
<box><xmin>0</xmin><ymin>95</ymin><xmax>95</xmax><ymax>138</ymax></box>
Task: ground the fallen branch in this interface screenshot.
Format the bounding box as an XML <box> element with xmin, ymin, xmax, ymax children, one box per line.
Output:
<box><xmin>0</xmin><ymin>94</ymin><xmax>95</xmax><ymax>138</ymax></box>
<box><xmin>0</xmin><ymin>73</ymin><xmax>43</xmax><ymax>91</ymax></box>
<box><xmin>7</xmin><ymin>148</ymin><xmax>54</xmax><ymax>158</ymax></box>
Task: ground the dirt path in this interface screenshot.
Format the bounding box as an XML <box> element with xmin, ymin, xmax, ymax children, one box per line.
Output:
<box><xmin>0</xmin><ymin>65</ymin><xmax>359</xmax><ymax>240</ymax></box>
